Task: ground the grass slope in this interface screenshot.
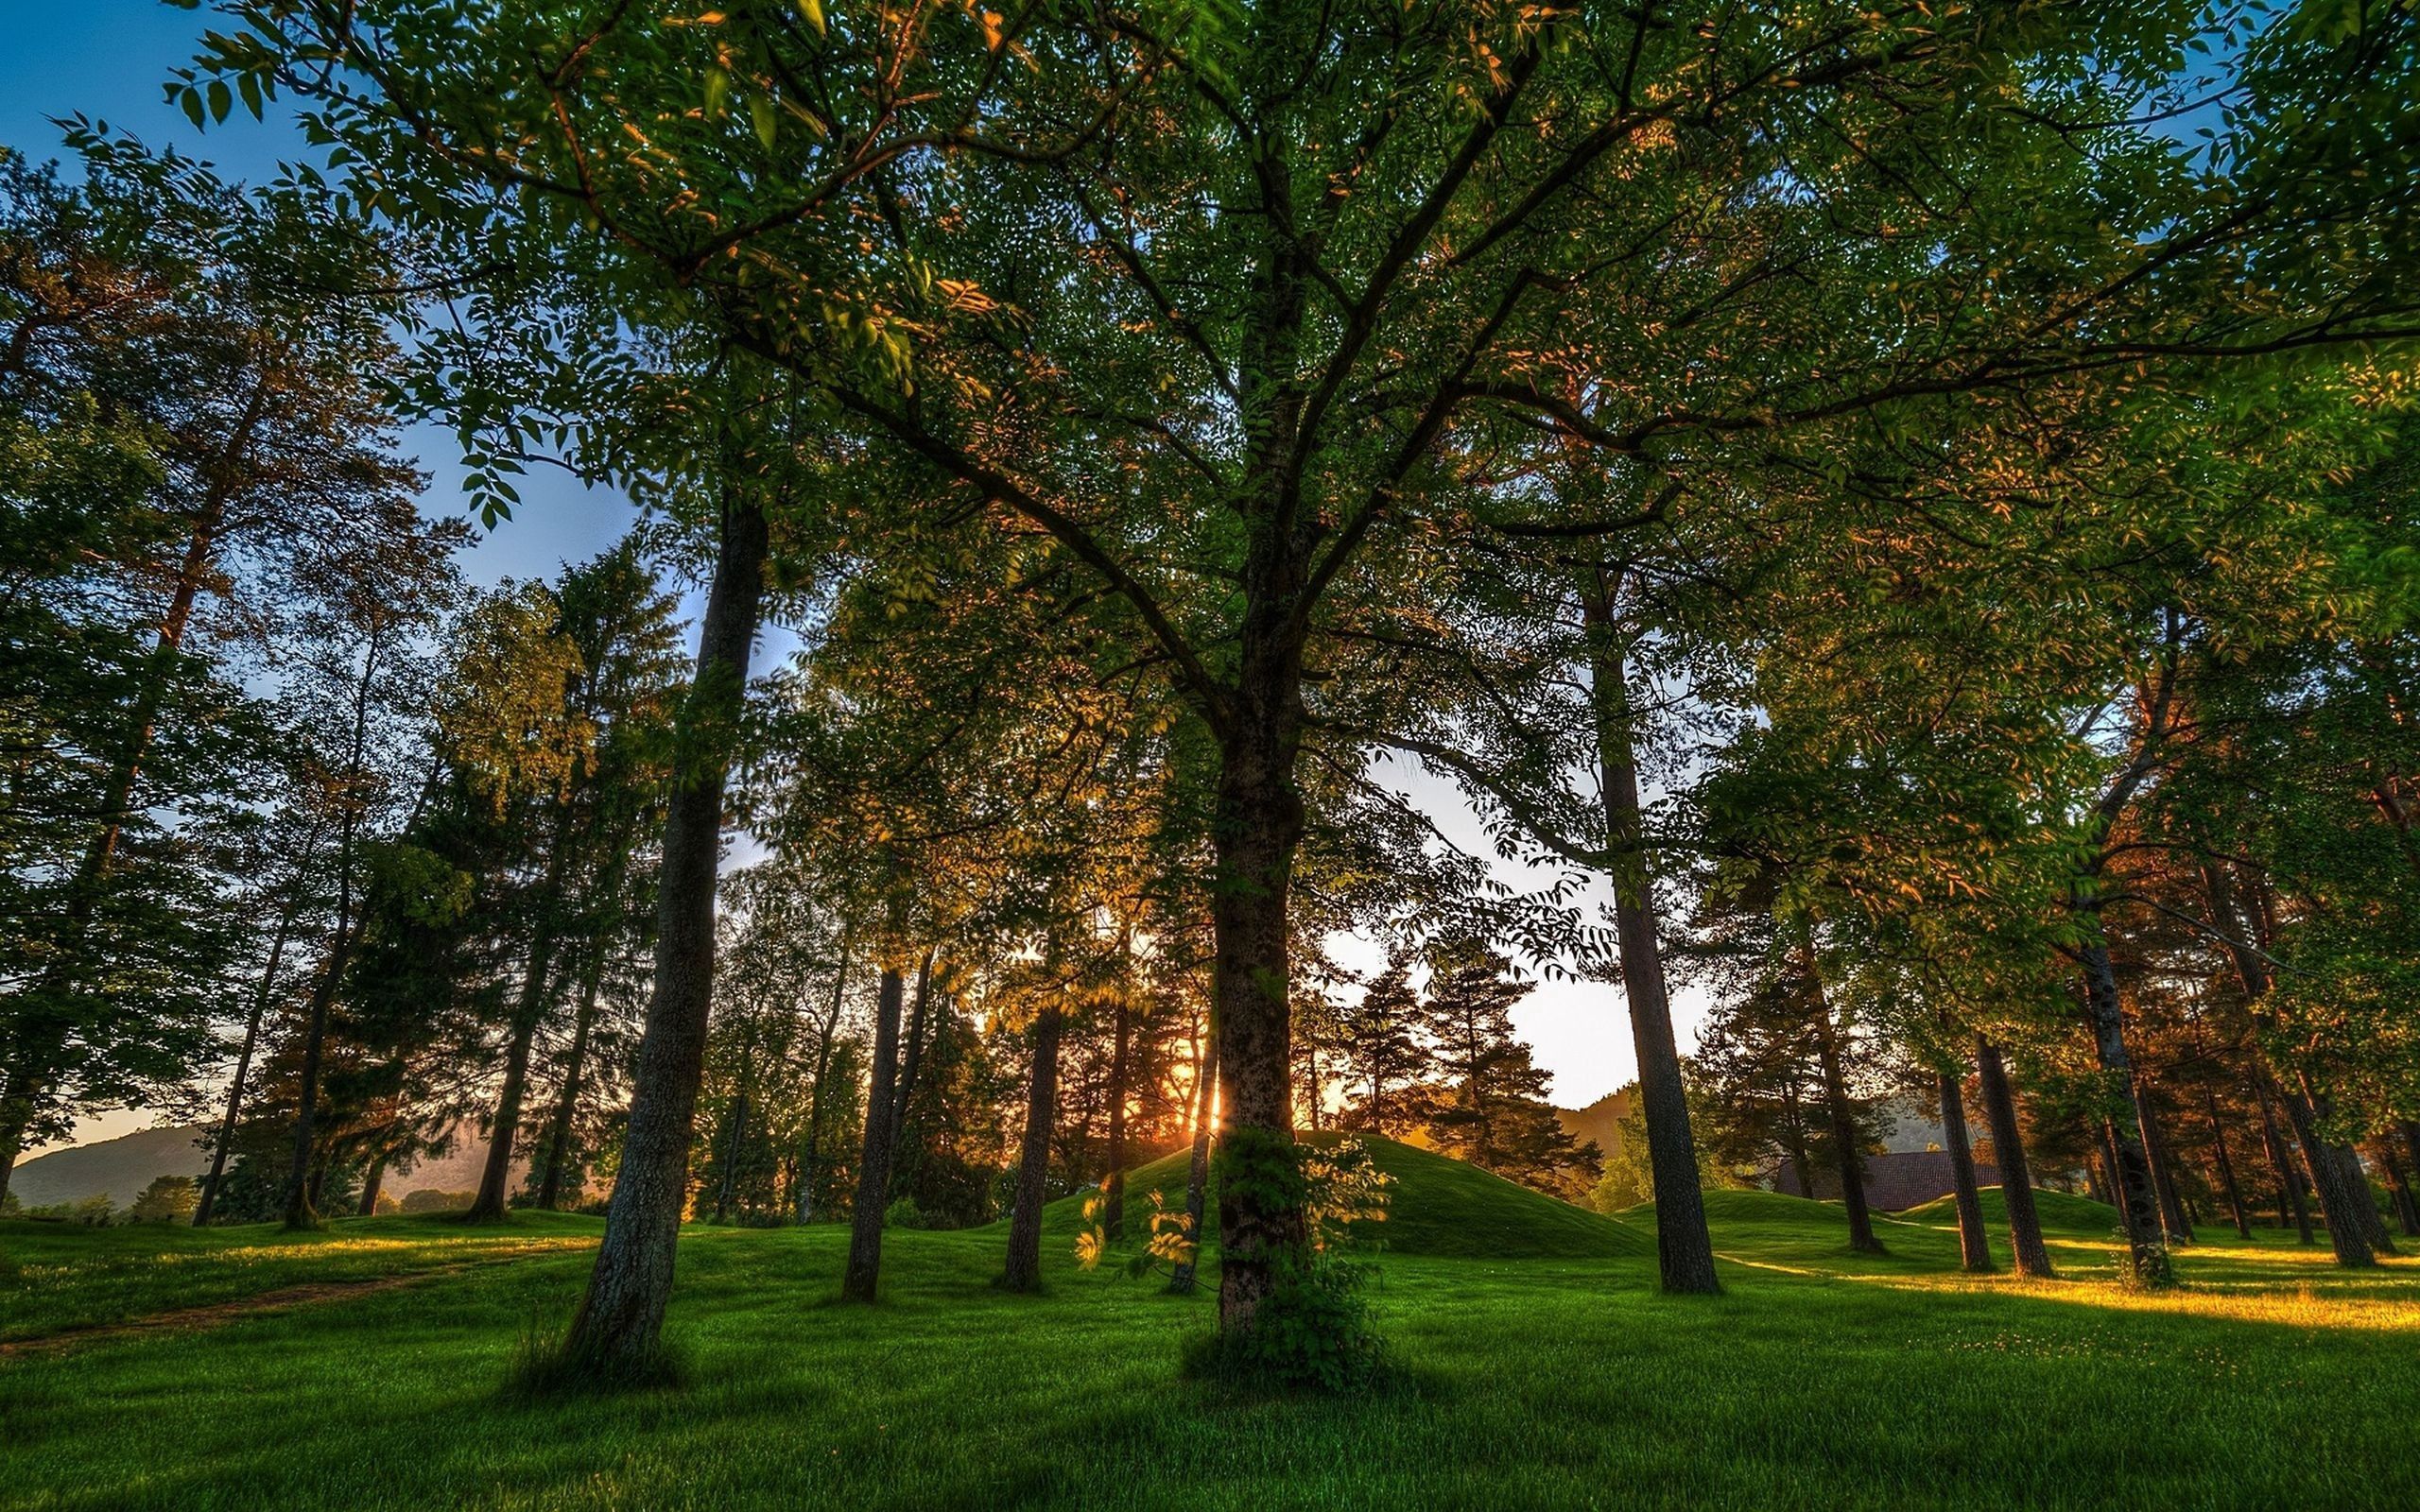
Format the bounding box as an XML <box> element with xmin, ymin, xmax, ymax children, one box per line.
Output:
<box><xmin>1046</xmin><ymin>1133</ymin><xmax>1651</xmax><ymax>1261</ymax></box>
<box><xmin>1897</xmin><ymin>1184</ymin><xmax>2123</xmax><ymax>1236</ymax></box>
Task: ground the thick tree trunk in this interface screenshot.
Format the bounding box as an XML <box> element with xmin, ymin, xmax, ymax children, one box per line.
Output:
<box><xmin>2331</xmin><ymin>1143</ymin><xmax>2397</xmax><ymax>1254</ymax></box>
<box><xmin>1579</xmin><ymin>574</ymin><xmax>1719</xmax><ymax>1294</ymax></box>
<box><xmin>2273</xmin><ymin>1074</ymin><xmax>2377</xmax><ymax>1267</ymax></box>
<box><xmin>1001</xmin><ymin>1002</ymin><xmax>1063</xmax><ymax>1293</ymax></box>
<box><xmin>1938</xmin><ymin>1071</ymin><xmax>1993</xmax><ymax>1273</ymax></box>
<box><xmin>2202</xmin><ymin>1087</ymin><xmax>2253</xmax><ymax>1239</ymax></box>
<box><xmin>1169</xmin><ymin>1032</ymin><xmax>1219</xmax><ymax>1296</ymax></box>
<box><xmin>559</xmin><ymin>493</ymin><xmax>767</xmax><ymax>1372</ymax></box>
<box><xmin>357</xmin><ymin>1155</ymin><xmax>388</xmax><ymax>1217</ymax></box>
<box><xmin>1974</xmin><ymin>1039</ymin><xmax>2053</xmax><ymax>1278</ymax></box>
<box><xmin>2079</xmin><ymin>945</ymin><xmax>2170</xmax><ymax>1284</ymax></box>
<box><xmin>2134</xmin><ymin>1079</ymin><xmax>2195</xmax><ymax>1246</ymax></box>
<box><xmin>841</xmin><ymin>960</ymin><xmax>908</xmax><ymax>1302</ymax></box>
<box><xmin>1808</xmin><ymin>976</ymin><xmax>1882</xmax><ymax>1255</ymax></box>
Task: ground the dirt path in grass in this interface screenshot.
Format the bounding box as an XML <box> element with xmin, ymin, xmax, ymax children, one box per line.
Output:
<box><xmin>0</xmin><ymin>1246</ymin><xmax>595</xmax><ymax>1360</ymax></box>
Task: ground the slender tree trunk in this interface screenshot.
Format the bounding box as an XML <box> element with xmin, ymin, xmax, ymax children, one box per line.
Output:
<box><xmin>537</xmin><ymin>948</ymin><xmax>608</xmax><ymax>1212</ymax></box>
<box><xmin>1169</xmin><ymin>1031</ymin><xmax>1219</xmax><ymax>1297</ymax></box>
<box><xmin>195</xmin><ymin>890</ymin><xmax>306</xmax><ymax>1226</ymax></box>
<box><xmin>1001</xmin><ymin>1001</ymin><xmax>1063</xmax><ymax>1293</ymax></box>
<box><xmin>1579</xmin><ymin>571</ymin><xmax>1719</xmax><ymax>1294</ymax></box>
<box><xmin>2255</xmin><ymin>1082</ymin><xmax>2313</xmax><ymax>1243</ymax></box>
<box><xmin>2078</xmin><ymin>945</ymin><xmax>2171</xmax><ymax>1283</ymax></box>
<box><xmin>2134</xmin><ymin>1079</ymin><xmax>2194</xmax><ymax>1246</ymax></box>
<box><xmin>795</xmin><ymin>924</ymin><xmax>852</xmax><ymax>1224</ymax></box>
<box><xmin>841</xmin><ymin>959</ymin><xmax>907</xmax><ymax>1303</ymax></box>
<box><xmin>888</xmin><ymin>953</ymin><xmax>933</xmax><ymax>1153</ymax></box>
<box><xmin>1974</xmin><ymin>1039</ymin><xmax>2053</xmax><ymax>1278</ymax></box>
<box><xmin>1781</xmin><ymin>1080</ymin><xmax>1816</xmax><ymax>1200</ymax></box>
<box><xmin>560</xmin><ymin>491</ymin><xmax>767</xmax><ymax>1372</ymax></box>
<box><xmin>357</xmin><ymin>1155</ymin><xmax>388</xmax><ymax>1217</ymax></box>
<box><xmin>1105</xmin><ymin>989</ymin><xmax>1132</xmax><ymax>1240</ymax></box>
<box><xmin>470</xmin><ymin>815</ymin><xmax>579</xmax><ymax>1224</ymax></box>
<box><xmin>2374</xmin><ymin>1142</ymin><xmax>2420</xmax><ymax>1238</ymax></box>
<box><xmin>2202</xmin><ymin>1088</ymin><xmax>2253</xmax><ymax>1239</ymax></box>
<box><xmin>1808</xmin><ymin>974</ymin><xmax>1882</xmax><ymax>1255</ymax></box>
<box><xmin>1938</xmin><ymin>1071</ymin><xmax>1993</xmax><ymax>1273</ymax></box>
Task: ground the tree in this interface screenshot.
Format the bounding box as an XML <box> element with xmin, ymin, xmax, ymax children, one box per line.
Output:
<box><xmin>1419</xmin><ymin>954</ymin><xmax>1599</xmax><ymax>1199</ymax></box>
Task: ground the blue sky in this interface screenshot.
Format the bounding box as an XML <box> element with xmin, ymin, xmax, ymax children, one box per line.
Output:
<box><xmin>8</xmin><ymin>3</ymin><xmax>1657</xmax><ymax>1157</ymax></box>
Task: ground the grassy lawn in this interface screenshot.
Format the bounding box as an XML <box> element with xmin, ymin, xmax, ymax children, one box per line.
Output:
<box><xmin>2</xmin><ymin>1157</ymin><xmax>2414</xmax><ymax>1511</ymax></box>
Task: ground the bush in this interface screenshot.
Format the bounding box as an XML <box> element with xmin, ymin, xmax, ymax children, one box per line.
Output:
<box><xmin>399</xmin><ymin>1188</ymin><xmax>476</xmax><ymax>1213</ymax></box>
<box><xmin>1184</xmin><ymin>1253</ymin><xmax>1386</xmax><ymax>1393</ymax></box>
<box><xmin>127</xmin><ymin>1175</ymin><xmax>199</xmax><ymax>1224</ymax></box>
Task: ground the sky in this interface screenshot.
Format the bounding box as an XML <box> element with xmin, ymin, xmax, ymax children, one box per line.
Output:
<box><xmin>7</xmin><ymin>3</ymin><xmax>1696</xmax><ymax>1158</ymax></box>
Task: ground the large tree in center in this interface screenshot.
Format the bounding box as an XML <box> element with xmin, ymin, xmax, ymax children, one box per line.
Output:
<box><xmin>224</xmin><ymin>0</ymin><xmax>2419</xmax><ymax>1351</ymax></box>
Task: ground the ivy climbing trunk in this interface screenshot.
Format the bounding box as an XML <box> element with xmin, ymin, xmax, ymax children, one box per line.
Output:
<box><xmin>1578</xmin><ymin>566</ymin><xmax>1719</xmax><ymax>1294</ymax></box>
<box><xmin>559</xmin><ymin>491</ymin><xmax>767</xmax><ymax>1372</ymax></box>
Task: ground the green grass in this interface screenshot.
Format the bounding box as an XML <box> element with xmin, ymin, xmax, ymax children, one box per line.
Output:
<box><xmin>3</xmin><ymin>1167</ymin><xmax>2416</xmax><ymax>1510</ymax></box>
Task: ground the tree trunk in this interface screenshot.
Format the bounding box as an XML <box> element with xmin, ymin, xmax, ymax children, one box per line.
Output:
<box><xmin>357</xmin><ymin>1155</ymin><xmax>388</xmax><ymax>1217</ymax></box>
<box><xmin>2134</xmin><ymin>1079</ymin><xmax>2195</xmax><ymax>1246</ymax></box>
<box><xmin>795</xmin><ymin>923</ymin><xmax>852</xmax><ymax>1224</ymax></box>
<box><xmin>1808</xmin><ymin>973</ymin><xmax>1882</xmax><ymax>1255</ymax></box>
<box><xmin>559</xmin><ymin>491</ymin><xmax>767</xmax><ymax>1372</ymax></box>
<box><xmin>537</xmin><ymin>947</ymin><xmax>608</xmax><ymax>1211</ymax></box>
<box><xmin>1938</xmin><ymin>1070</ymin><xmax>1993</xmax><ymax>1273</ymax></box>
<box><xmin>1001</xmin><ymin>1001</ymin><xmax>1063</xmax><ymax>1293</ymax></box>
<box><xmin>1974</xmin><ymin>1039</ymin><xmax>2053</xmax><ymax>1278</ymax></box>
<box><xmin>195</xmin><ymin>889</ymin><xmax>306</xmax><ymax>1226</ymax></box>
<box><xmin>1105</xmin><ymin>987</ymin><xmax>1132</xmax><ymax>1240</ymax></box>
<box><xmin>2078</xmin><ymin>945</ymin><xmax>2171</xmax><ymax>1284</ymax></box>
<box><xmin>2331</xmin><ymin>1143</ymin><xmax>2397</xmax><ymax>1254</ymax></box>
<box><xmin>1578</xmin><ymin>571</ymin><xmax>1719</xmax><ymax>1294</ymax></box>
<box><xmin>2255</xmin><ymin>1082</ymin><xmax>2313</xmax><ymax>1243</ymax></box>
<box><xmin>2273</xmin><ymin>1074</ymin><xmax>2377</xmax><ymax>1267</ymax></box>
<box><xmin>2201</xmin><ymin>1088</ymin><xmax>2253</xmax><ymax>1239</ymax></box>
<box><xmin>841</xmin><ymin>959</ymin><xmax>907</xmax><ymax>1303</ymax></box>
<box><xmin>466</xmin><ymin>1010</ymin><xmax>540</xmax><ymax>1224</ymax></box>
<box><xmin>2374</xmin><ymin>1142</ymin><xmax>2420</xmax><ymax>1238</ymax></box>
<box><xmin>1169</xmin><ymin>1031</ymin><xmax>1219</xmax><ymax>1297</ymax></box>
<box><xmin>1208</xmin><ymin>715</ymin><xmax>1312</xmax><ymax>1335</ymax></box>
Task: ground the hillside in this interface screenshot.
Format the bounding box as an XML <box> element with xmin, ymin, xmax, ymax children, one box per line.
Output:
<box><xmin>1553</xmin><ymin>1089</ymin><xmax>1633</xmax><ymax>1167</ymax></box>
<box><xmin>11</xmin><ymin>1123</ymin><xmax>518</xmax><ymax>1210</ymax></box>
<box><xmin>1047</xmin><ymin>1132</ymin><xmax>1651</xmax><ymax>1261</ymax></box>
<box><xmin>1899</xmin><ymin>1184</ymin><xmax>2122</xmax><ymax>1236</ymax></box>
<box><xmin>9</xmin><ymin>1125</ymin><xmax>212</xmax><ymax>1208</ymax></box>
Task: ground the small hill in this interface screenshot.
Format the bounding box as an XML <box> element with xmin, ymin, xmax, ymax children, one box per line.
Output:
<box><xmin>10</xmin><ymin>1125</ymin><xmax>211</xmax><ymax>1208</ymax></box>
<box><xmin>1048</xmin><ymin>1132</ymin><xmax>1651</xmax><ymax>1261</ymax></box>
<box><xmin>1900</xmin><ymin>1184</ymin><xmax>2121</xmax><ymax>1236</ymax></box>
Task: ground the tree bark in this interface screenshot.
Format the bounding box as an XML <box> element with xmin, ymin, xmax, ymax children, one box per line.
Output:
<box><xmin>2374</xmin><ymin>1142</ymin><xmax>2420</xmax><ymax>1238</ymax></box>
<box><xmin>469</xmin><ymin>810</ymin><xmax>579</xmax><ymax>1224</ymax></box>
<box><xmin>2134</xmin><ymin>1078</ymin><xmax>2195</xmax><ymax>1246</ymax></box>
<box><xmin>2331</xmin><ymin>1142</ymin><xmax>2397</xmax><ymax>1254</ymax></box>
<box><xmin>2078</xmin><ymin>945</ymin><xmax>2170</xmax><ymax>1283</ymax></box>
<box><xmin>537</xmin><ymin>946</ymin><xmax>608</xmax><ymax>1211</ymax></box>
<box><xmin>559</xmin><ymin>491</ymin><xmax>767</xmax><ymax>1371</ymax></box>
<box><xmin>1578</xmin><ymin>571</ymin><xmax>1719</xmax><ymax>1293</ymax></box>
<box><xmin>1169</xmin><ymin>1030</ymin><xmax>1219</xmax><ymax>1296</ymax></box>
<box><xmin>2255</xmin><ymin>1081</ymin><xmax>2313</xmax><ymax>1243</ymax></box>
<box><xmin>1001</xmin><ymin>1001</ymin><xmax>1063</xmax><ymax>1293</ymax></box>
<box><xmin>795</xmin><ymin>925</ymin><xmax>851</xmax><ymax>1224</ymax></box>
<box><xmin>357</xmin><ymin>1155</ymin><xmax>388</xmax><ymax>1217</ymax></box>
<box><xmin>1974</xmin><ymin>1039</ymin><xmax>2053</xmax><ymax>1278</ymax></box>
<box><xmin>841</xmin><ymin>958</ymin><xmax>907</xmax><ymax>1302</ymax></box>
<box><xmin>1938</xmin><ymin>1070</ymin><xmax>1993</xmax><ymax>1273</ymax></box>
<box><xmin>2202</xmin><ymin>1087</ymin><xmax>2253</xmax><ymax>1239</ymax></box>
<box><xmin>1807</xmin><ymin>970</ymin><xmax>1882</xmax><ymax>1255</ymax></box>
<box><xmin>195</xmin><ymin>885</ymin><xmax>308</xmax><ymax>1226</ymax></box>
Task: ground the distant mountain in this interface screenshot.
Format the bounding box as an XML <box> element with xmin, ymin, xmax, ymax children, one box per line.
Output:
<box><xmin>9</xmin><ymin>1122</ymin><xmax>522</xmax><ymax>1210</ymax></box>
<box><xmin>10</xmin><ymin>1124</ymin><xmax>212</xmax><ymax>1208</ymax></box>
<box><xmin>1555</xmin><ymin>1089</ymin><xmax>1634</xmax><ymax>1168</ymax></box>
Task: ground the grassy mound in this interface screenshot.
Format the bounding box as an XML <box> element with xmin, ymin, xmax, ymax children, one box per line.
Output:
<box><xmin>1046</xmin><ymin>1133</ymin><xmax>1651</xmax><ymax>1261</ymax></box>
<box><xmin>1899</xmin><ymin>1184</ymin><xmax>2121</xmax><ymax>1236</ymax></box>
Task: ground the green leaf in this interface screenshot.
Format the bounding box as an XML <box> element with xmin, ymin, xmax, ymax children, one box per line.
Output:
<box><xmin>749</xmin><ymin>93</ymin><xmax>778</xmax><ymax>150</ymax></box>
<box><xmin>703</xmin><ymin>65</ymin><xmax>729</xmax><ymax>119</ymax></box>
<box><xmin>206</xmin><ymin>79</ymin><xmax>232</xmax><ymax>124</ymax></box>
<box><xmin>797</xmin><ymin>0</ymin><xmax>824</xmax><ymax>34</ymax></box>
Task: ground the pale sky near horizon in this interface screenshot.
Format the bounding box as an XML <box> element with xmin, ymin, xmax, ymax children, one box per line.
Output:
<box><xmin>7</xmin><ymin>3</ymin><xmax>1702</xmax><ymax>1160</ymax></box>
